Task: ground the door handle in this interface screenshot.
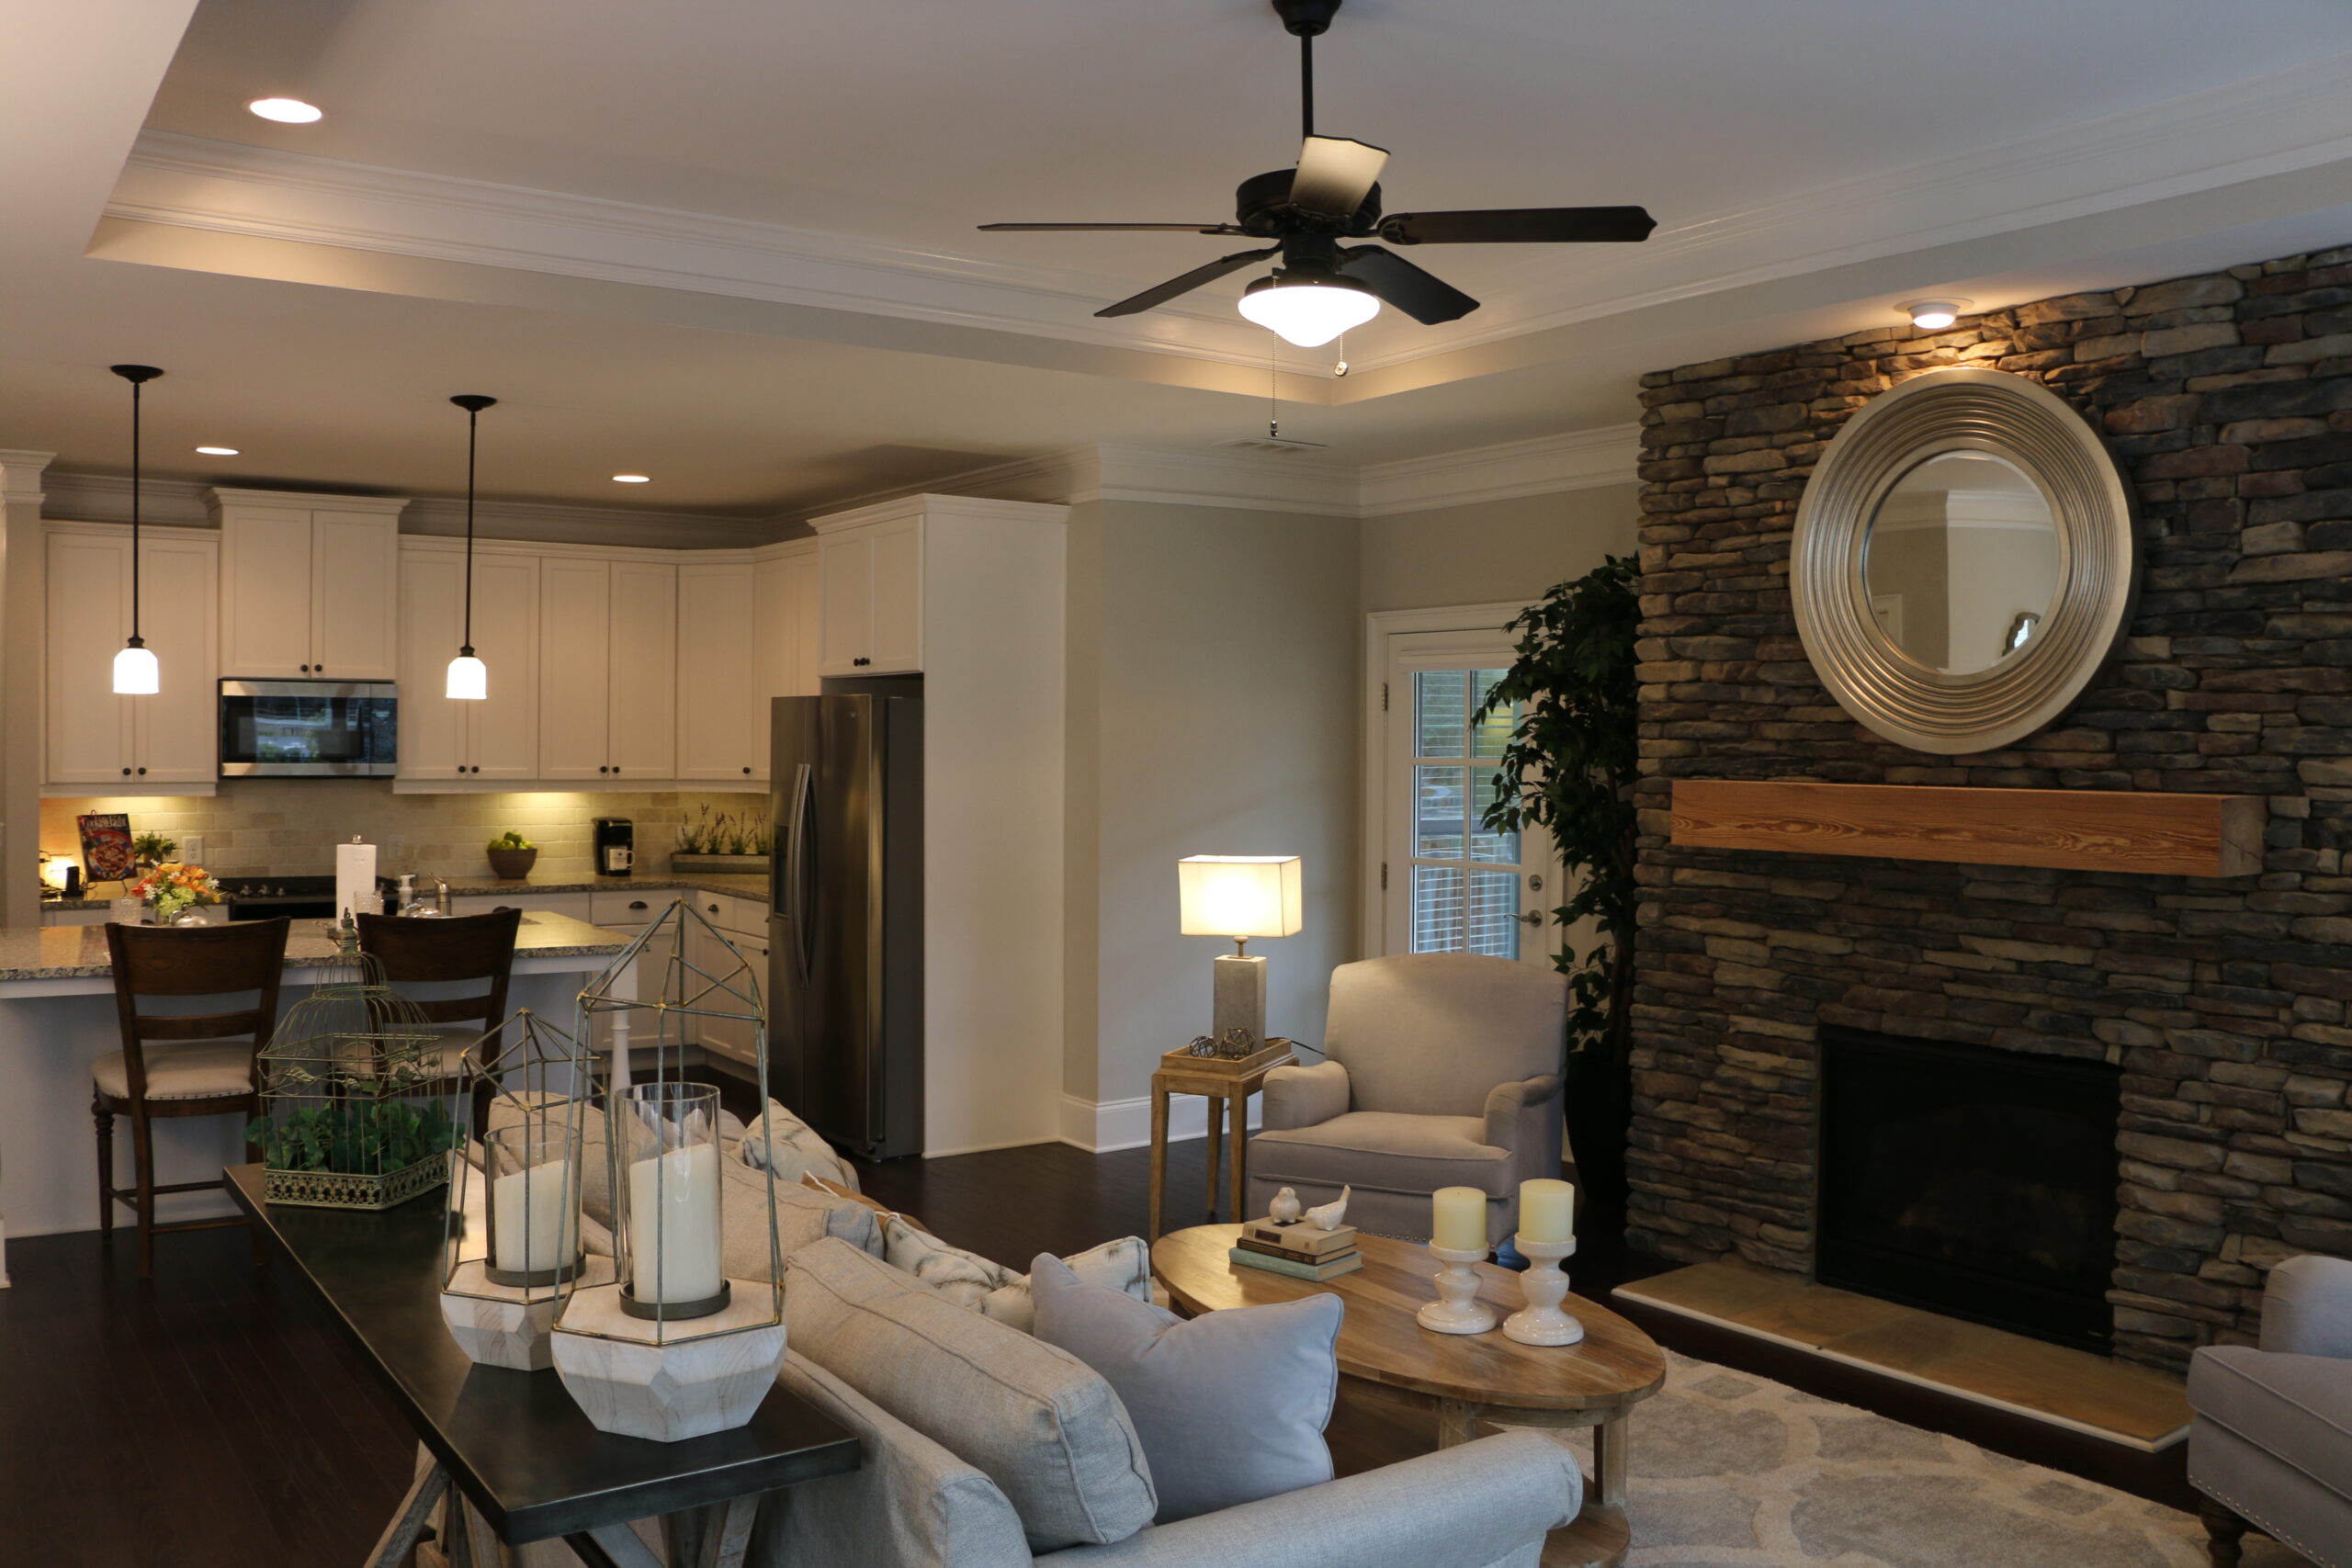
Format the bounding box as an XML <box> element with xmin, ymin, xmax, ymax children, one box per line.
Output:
<box><xmin>786</xmin><ymin>761</ymin><xmax>817</xmax><ymax>983</ymax></box>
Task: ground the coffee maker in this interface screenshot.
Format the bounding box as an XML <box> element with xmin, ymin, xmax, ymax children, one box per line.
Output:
<box><xmin>594</xmin><ymin>818</ymin><xmax>634</xmax><ymax>878</ymax></box>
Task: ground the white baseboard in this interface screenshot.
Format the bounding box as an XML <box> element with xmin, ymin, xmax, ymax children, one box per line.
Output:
<box><xmin>1058</xmin><ymin>1093</ymin><xmax>1264</xmax><ymax>1154</ymax></box>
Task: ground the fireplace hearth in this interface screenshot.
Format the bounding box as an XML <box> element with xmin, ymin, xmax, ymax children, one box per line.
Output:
<box><xmin>1819</xmin><ymin>1028</ymin><xmax>2120</xmax><ymax>1354</ymax></box>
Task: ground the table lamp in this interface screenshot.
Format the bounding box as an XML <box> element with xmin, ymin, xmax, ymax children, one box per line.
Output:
<box><xmin>1178</xmin><ymin>855</ymin><xmax>1304</xmax><ymax>1046</ymax></box>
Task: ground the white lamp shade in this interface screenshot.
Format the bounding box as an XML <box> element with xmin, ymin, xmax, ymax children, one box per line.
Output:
<box><xmin>112</xmin><ymin>643</ymin><xmax>160</xmax><ymax>695</ymax></box>
<box><xmin>446</xmin><ymin>653</ymin><xmax>488</xmax><ymax>700</ymax></box>
<box><xmin>1238</xmin><ymin>281</ymin><xmax>1381</xmax><ymax>348</ymax></box>
<box><xmin>1178</xmin><ymin>855</ymin><xmax>1304</xmax><ymax>940</ymax></box>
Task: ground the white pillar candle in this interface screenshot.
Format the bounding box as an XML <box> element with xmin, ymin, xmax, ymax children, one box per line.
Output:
<box><xmin>1520</xmin><ymin>1179</ymin><xmax>1575</xmax><ymax>1245</ymax></box>
<box><xmin>629</xmin><ymin>1143</ymin><xmax>724</xmax><ymax>1303</ymax></box>
<box><xmin>492</xmin><ymin>1159</ymin><xmax>575</xmax><ymax>1275</ymax></box>
<box><xmin>1431</xmin><ymin>1185</ymin><xmax>1487</xmax><ymax>1252</ymax></box>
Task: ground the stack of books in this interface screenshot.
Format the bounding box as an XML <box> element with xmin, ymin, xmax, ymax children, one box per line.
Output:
<box><xmin>1230</xmin><ymin>1218</ymin><xmax>1363</xmax><ymax>1280</ymax></box>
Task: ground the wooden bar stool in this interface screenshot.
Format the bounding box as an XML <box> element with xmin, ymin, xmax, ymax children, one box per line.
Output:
<box><xmin>95</xmin><ymin>918</ymin><xmax>290</xmax><ymax>1277</ymax></box>
<box><xmin>356</xmin><ymin>909</ymin><xmax>523</xmax><ymax>1088</ymax></box>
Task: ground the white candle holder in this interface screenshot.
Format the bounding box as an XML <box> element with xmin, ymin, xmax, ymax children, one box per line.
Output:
<box><xmin>1503</xmin><ymin>1235</ymin><xmax>1585</xmax><ymax>1347</ymax></box>
<box><xmin>1416</xmin><ymin>1243</ymin><xmax>1498</xmax><ymax>1335</ymax></box>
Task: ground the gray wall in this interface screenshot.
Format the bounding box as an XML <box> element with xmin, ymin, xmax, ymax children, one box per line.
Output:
<box><xmin>1360</xmin><ymin>484</ymin><xmax>1640</xmax><ymax>616</ymax></box>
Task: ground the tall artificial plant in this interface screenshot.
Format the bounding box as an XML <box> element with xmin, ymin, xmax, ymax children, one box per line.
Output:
<box><xmin>1475</xmin><ymin>555</ymin><xmax>1641</xmax><ymax>1207</ymax></box>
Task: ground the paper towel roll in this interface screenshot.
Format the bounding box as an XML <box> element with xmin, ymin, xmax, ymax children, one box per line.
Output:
<box><xmin>335</xmin><ymin>840</ymin><xmax>378</xmax><ymax>925</ymax></box>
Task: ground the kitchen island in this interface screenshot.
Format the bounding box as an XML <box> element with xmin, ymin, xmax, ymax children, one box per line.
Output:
<box><xmin>0</xmin><ymin>911</ymin><xmax>639</xmax><ymax>1285</ymax></box>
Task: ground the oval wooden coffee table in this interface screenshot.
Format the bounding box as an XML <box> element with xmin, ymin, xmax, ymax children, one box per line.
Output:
<box><xmin>1155</xmin><ymin>1224</ymin><xmax>1666</xmax><ymax>1568</ymax></box>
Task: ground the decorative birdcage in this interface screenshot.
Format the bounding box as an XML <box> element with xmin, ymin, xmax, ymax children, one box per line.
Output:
<box><xmin>252</xmin><ymin>940</ymin><xmax>452</xmax><ymax>1211</ymax></box>
<box><xmin>551</xmin><ymin>903</ymin><xmax>786</xmax><ymax>1442</ymax></box>
<box><xmin>438</xmin><ymin>1009</ymin><xmax>605</xmax><ymax>1371</ymax></box>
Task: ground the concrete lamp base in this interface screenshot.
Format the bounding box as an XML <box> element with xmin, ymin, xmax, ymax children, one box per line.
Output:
<box><xmin>1212</xmin><ymin>952</ymin><xmax>1268</xmax><ymax>1043</ymax></box>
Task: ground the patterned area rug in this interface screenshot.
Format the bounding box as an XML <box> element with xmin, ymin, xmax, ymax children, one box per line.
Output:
<box><xmin>1545</xmin><ymin>1351</ymin><xmax>2311</xmax><ymax>1568</ymax></box>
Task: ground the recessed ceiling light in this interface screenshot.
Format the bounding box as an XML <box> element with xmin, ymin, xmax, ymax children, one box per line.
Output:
<box><xmin>194</xmin><ymin>446</ymin><xmax>239</xmax><ymax>456</ymax></box>
<box><xmin>1897</xmin><ymin>298</ymin><xmax>1972</xmax><ymax>331</ymax></box>
<box><xmin>247</xmin><ymin>96</ymin><xmax>322</xmax><ymax>124</ymax></box>
<box><xmin>612</xmin><ymin>474</ymin><xmax>650</xmax><ymax>483</ymax></box>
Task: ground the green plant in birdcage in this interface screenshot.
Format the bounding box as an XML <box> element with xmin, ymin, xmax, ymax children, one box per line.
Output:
<box><xmin>250</xmin><ymin>942</ymin><xmax>458</xmax><ymax>1210</ymax></box>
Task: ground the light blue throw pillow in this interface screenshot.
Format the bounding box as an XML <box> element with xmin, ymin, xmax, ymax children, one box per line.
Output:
<box><xmin>1031</xmin><ymin>1251</ymin><xmax>1342</xmax><ymax>1522</ymax></box>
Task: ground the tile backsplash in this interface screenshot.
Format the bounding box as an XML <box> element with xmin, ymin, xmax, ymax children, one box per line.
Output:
<box><xmin>42</xmin><ymin>782</ymin><xmax>771</xmax><ymax>884</ymax></box>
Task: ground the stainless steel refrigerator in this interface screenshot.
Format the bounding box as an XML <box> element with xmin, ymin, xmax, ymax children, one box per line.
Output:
<box><xmin>769</xmin><ymin>692</ymin><xmax>924</xmax><ymax>1159</ymax></box>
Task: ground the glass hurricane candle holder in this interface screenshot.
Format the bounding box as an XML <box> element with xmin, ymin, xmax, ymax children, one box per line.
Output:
<box><xmin>615</xmin><ymin>1081</ymin><xmax>729</xmax><ymax>1320</ymax></box>
<box><xmin>483</xmin><ymin>1122</ymin><xmax>583</xmax><ymax>1288</ymax></box>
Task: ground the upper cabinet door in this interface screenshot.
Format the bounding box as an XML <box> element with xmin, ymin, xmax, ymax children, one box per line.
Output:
<box><xmin>44</xmin><ymin>530</ymin><xmax>134</xmax><ymax>785</ymax></box>
<box><xmin>130</xmin><ymin>529</ymin><xmax>220</xmax><ymax>784</ymax></box>
<box><xmin>865</xmin><ymin>515</ymin><xmax>923</xmax><ymax>674</ymax></box>
<box><xmin>677</xmin><ymin>561</ymin><xmax>754</xmax><ymax>783</ymax></box>
<box><xmin>537</xmin><ymin>557</ymin><xmax>612</xmax><ymax>780</ymax></box>
<box><xmin>817</xmin><ymin>531</ymin><xmax>873</xmax><ymax>677</ymax></box>
<box><xmin>220</xmin><ymin>508</ymin><xmax>314</xmax><ymax>676</ymax></box>
<box><xmin>396</xmin><ymin>550</ymin><xmax>468</xmax><ymax>781</ymax></box>
<box><xmin>310</xmin><ymin>510</ymin><xmax>400</xmax><ymax>678</ymax></box>
<box><xmin>467</xmin><ymin>554</ymin><xmax>541</xmax><ymax>781</ymax></box>
<box><xmin>607</xmin><ymin>560</ymin><xmax>677</xmax><ymax>780</ymax></box>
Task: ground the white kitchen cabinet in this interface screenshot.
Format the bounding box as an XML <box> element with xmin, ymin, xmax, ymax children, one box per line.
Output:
<box><xmin>676</xmin><ymin>562</ymin><xmax>757</xmax><ymax>784</ymax></box>
<box><xmin>748</xmin><ymin>543</ymin><xmax>820</xmax><ymax>782</ymax></box>
<box><xmin>537</xmin><ymin>557</ymin><xmax>676</xmax><ymax>783</ymax></box>
<box><xmin>686</xmin><ymin>897</ymin><xmax>768</xmax><ymax>1068</ymax></box>
<box><xmin>398</xmin><ymin>544</ymin><xmax>539</xmax><ymax>783</ymax></box>
<box><xmin>213</xmin><ymin>491</ymin><xmax>403</xmax><ymax>679</ymax></box>
<box><xmin>815</xmin><ymin>512</ymin><xmax>922</xmax><ymax>676</ymax></box>
<box><xmin>41</xmin><ymin>908</ymin><xmax>115</xmax><ymax>928</ymax></box>
<box><xmin>44</xmin><ymin>524</ymin><xmax>219</xmax><ymax>790</ymax></box>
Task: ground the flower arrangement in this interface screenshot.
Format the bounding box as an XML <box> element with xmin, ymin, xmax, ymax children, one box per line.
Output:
<box><xmin>674</xmin><ymin>805</ymin><xmax>773</xmax><ymax>857</ymax></box>
<box><xmin>129</xmin><ymin>863</ymin><xmax>222</xmax><ymax>925</ymax></box>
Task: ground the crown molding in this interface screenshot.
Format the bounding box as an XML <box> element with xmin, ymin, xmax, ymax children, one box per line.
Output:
<box><xmin>40</xmin><ymin>470</ymin><xmax>214</xmax><ymax>525</ymax></box>
<box><xmin>0</xmin><ymin>449</ymin><xmax>56</xmax><ymax>506</ymax></box>
<box><xmin>1356</xmin><ymin>425</ymin><xmax>1641</xmax><ymax>517</ymax></box>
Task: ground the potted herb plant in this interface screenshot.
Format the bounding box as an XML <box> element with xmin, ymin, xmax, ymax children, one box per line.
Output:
<box><xmin>671</xmin><ymin>805</ymin><xmax>773</xmax><ymax>873</ymax></box>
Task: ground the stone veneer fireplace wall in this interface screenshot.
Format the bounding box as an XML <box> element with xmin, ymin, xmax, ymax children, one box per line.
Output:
<box><xmin>1629</xmin><ymin>244</ymin><xmax>2352</xmax><ymax>1369</ymax></box>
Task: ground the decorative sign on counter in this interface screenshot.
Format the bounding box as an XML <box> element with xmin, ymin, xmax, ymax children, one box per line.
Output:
<box><xmin>76</xmin><ymin>813</ymin><xmax>132</xmax><ymax>884</ymax></box>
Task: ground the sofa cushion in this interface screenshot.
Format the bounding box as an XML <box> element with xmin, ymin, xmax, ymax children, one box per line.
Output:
<box><xmin>2189</xmin><ymin>1347</ymin><xmax>2352</xmax><ymax>1498</ymax></box>
<box><xmin>883</xmin><ymin>1217</ymin><xmax>1151</xmax><ymax>1333</ymax></box>
<box><xmin>93</xmin><ymin>1043</ymin><xmax>254</xmax><ymax>1101</ymax></box>
<box><xmin>786</xmin><ymin>1237</ymin><xmax>1158</xmax><ymax>1552</ymax></box>
<box><xmin>1249</xmin><ymin>1111</ymin><xmax>1511</xmax><ymax>1197</ymax></box>
<box><xmin>1033</xmin><ymin>1252</ymin><xmax>1341</xmax><ymax>1523</ymax></box>
<box><xmin>741</xmin><ymin>1100</ymin><xmax>859</xmax><ymax>1191</ymax></box>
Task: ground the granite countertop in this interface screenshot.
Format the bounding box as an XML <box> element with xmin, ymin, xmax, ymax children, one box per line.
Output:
<box><xmin>435</xmin><ymin>872</ymin><xmax>770</xmax><ymax>900</ymax></box>
<box><xmin>0</xmin><ymin>911</ymin><xmax>631</xmax><ymax>983</ymax></box>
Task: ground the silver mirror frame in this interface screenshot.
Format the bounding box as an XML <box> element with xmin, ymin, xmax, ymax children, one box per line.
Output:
<box><xmin>1791</xmin><ymin>367</ymin><xmax>2137</xmax><ymax>754</ymax></box>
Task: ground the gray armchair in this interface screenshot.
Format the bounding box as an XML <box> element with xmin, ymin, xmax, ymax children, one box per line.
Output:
<box><xmin>1247</xmin><ymin>953</ymin><xmax>1567</xmax><ymax>1246</ymax></box>
<box><xmin>2189</xmin><ymin>1253</ymin><xmax>2352</xmax><ymax>1567</ymax></box>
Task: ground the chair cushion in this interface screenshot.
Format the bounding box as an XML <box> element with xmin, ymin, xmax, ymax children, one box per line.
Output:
<box><xmin>786</xmin><ymin>1237</ymin><xmax>1158</xmax><ymax>1552</ymax></box>
<box><xmin>882</xmin><ymin>1216</ymin><xmax>1151</xmax><ymax>1333</ymax></box>
<box><xmin>1033</xmin><ymin>1251</ymin><xmax>1341</xmax><ymax>1524</ymax></box>
<box><xmin>1249</xmin><ymin>1111</ymin><xmax>1513</xmax><ymax>1197</ymax></box>
<box><xmin>93</xmin><ymin>1043</ymin><xmax>254</xmax><ymax>1101</ymax></box>
<box><xmin>2189</xmin><ymin>1347</ymin><xmax>2352</xmax><ymax>1499</ymax></box>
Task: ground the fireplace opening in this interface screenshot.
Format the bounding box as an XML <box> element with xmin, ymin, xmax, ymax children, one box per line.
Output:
<box><xmin>1818</xmin><ymin>1026</ymin><xmax>2120</xmax><ymax>1354</ymax></box>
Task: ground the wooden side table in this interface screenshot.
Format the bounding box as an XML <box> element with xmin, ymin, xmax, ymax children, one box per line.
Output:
<box><xmin>1148</xmin><ymin>1043</ymin><xmax>1293</xmax><ymax>1240</ymax></box>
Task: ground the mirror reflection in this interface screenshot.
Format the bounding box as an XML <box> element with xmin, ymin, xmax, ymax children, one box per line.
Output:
<box><xmin>1861</xmin><ymin>451</ymin><xmax>2059</xmax><ymax>674</ymax></box>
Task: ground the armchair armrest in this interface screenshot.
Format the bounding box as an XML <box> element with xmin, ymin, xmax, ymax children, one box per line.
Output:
<box><xmin>1262</xmin><ymin>1059</ymin><xmax>1350</xmax><ymax>1131</ymax></box>
<box><xmin>2260</xmin><ymin>1254</ymin><xmax>2352</xmax><ymax>1358</ymax></box>
<box><xmin>1484</xmin><ymin>1073</ymin><xmax>1562</xmax><ymax>1153</ymax></box>
<box><xmin>1038</xmin><ymin>1429</ymin><xmax>1578</xmax><ymax>1568</ymax></box>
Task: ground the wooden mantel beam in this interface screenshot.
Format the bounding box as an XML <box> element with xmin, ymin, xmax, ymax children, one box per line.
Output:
<box><xmin>1668</xmin><ymin>780</ymin><xmax>2265</xmax><ymax>879</ymax></box>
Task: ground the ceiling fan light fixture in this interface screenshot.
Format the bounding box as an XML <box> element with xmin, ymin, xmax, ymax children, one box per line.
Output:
<box><xmin>1899</xmin><ymin>298</ymin><xmax>1972</xmax><ymax>331</ymax></box>
<box><xmin>1238</xmin><ymin>273</ymin><xmax>1380</xmax><ymax>348</ymax></box>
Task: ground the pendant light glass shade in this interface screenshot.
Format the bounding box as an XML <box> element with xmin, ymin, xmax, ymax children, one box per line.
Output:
<box><xmin>113</xmin><ymin>640</ymin><xmax>160</xmax><ymax>695</ymax></box>
<box><xmin>1238</xmin><ymin>274</ymin><xmax>1381</xmax><ymax>348</ymax></box>
<box><xmin>445</xmin><ymin>652</ymin><xmax>487</xmax><ymax>701</ymax></box>
<box><xmin>449</xmin><ymin>394</ymin><xmax>497</xmax><ymax>700</ymax></box>
<box><xmin>109</xmin><ymin>365</ymin><xmax>164</xmax><ymax>695</ymax></box>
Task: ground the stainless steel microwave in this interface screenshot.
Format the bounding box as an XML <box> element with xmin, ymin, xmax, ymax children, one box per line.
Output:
<box><xmin>218</xmin><ymin>680</ymin><xmax>398</xmax><ymax>777</ymax></box>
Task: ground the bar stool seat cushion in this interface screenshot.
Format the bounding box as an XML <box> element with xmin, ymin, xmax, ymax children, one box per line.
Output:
<box><xmin>93</xmin><ymin>1042</ymin><xmax>254</xmax><ymax>1101</ymax></box>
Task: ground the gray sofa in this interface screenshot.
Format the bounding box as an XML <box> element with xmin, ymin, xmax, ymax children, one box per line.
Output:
<box><xmin>2189</xmin><ymin>1253</ymin><xmax>2352</xmax><ymax>1567</ymax></box>
<box><xmin>1248</xmin><ymin>953</ymin><xmax>1567</xmax><ymax>1246</ymax></box>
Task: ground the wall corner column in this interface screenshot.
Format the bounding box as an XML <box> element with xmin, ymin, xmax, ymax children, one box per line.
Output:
<box><xmin>0</xmin><ymin>451</ymin><xmax>52</xmax><ymax>931</ymax></box>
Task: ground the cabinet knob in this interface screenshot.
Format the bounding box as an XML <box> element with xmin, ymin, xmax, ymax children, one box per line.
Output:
<box><xmin>300</xmin><ymin>664</ymin><xmax>310</xmax><ymax>673</ymax></box>
<box><xmin>598</xmin><ymin>765</ymin><xmax>609</xmax><ymax>774</ymax></box>
<box><xmin>470</xmin><ymin>765</ymin><xmax>481</xmax><ymax>774</ymax></box>
<box><xmin>742</xmin><ymin>766</ymin><xmax>752</xmax><ymax>774</ymax></box>
<box><xmin>629</xmin><ymin>900</ymin><xmax>648</xmax><ymax>910</ymax></box>
<box><xmin>853</xmin><ymin>657</ymin><xmax>871</xmax><ymax>667</ymax></box>
<box><xmin>121</xmin><ymin>767</ymin><xmax>132</xmax><ymax>776</ymax></box>
<box><xmin>136</xmin><ymin>767</ymin><xmax>146</xmax><ymax>776</ymax></box>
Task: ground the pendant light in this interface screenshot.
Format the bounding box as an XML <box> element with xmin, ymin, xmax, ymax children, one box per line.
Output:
<box><xmin>446</xmin><ymin>394</ymin><xmax>496</xmax><ymax>700</ymax></box>
<box><xmin>109</xmin><ymin>365</ymin><xmax>164</xmax><ymax>695</ymax></box>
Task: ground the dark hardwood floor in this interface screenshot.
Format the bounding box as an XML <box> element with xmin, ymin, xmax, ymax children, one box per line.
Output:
<box><xmin>0</xmin><ymin>1137</ymin><xmax>2193</xmax><ymax>1566</ymax></box>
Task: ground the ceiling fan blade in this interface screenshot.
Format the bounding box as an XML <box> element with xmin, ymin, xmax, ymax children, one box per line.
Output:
<box><xmin>1289</xmin><ymin>135</ymin><xmax>1389</xmax><ymax>217</ymax></box>
<box><xmin>1336</xmin><ymin>244</ymin><xmax>1479</xmax><ymax>325</ymax></box>
<box><xmin>979</xmin><ymin>222</ymin><xmax>1245</xmax><ymax>233</ymax></box>
<box><xmin>1380</xmin><ymin>206</ymin><xmax>1657</xmax><ymax>245</ymax></box>
<box><xmin>1095</xmin><ymin>247</ymin><xmax>1280</xmax><ymax>318</ymax></box>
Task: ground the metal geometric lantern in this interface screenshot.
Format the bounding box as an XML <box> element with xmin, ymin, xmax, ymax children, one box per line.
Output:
<box><xmin>552</xmin><ymin>903</ymin><xmax>786</xmax><ymax>1441</ymax></box>
<box><xmin>438</xmin><ymin>1010</ymin><xmax>605</xmax><ymax>1371</ymax></box>
<box><xmin>253</xmin><ymin>942</ymin><xmax>451</xmax><ymax>1211</ymax></box>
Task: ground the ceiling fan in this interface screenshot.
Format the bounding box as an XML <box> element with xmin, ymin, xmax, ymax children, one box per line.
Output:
<box><xmin>978</xmin><ymin>0</ymin><xmax>1657</xmax><ymax>349</ymax></box>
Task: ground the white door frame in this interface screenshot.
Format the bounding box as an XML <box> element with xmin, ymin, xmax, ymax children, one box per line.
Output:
<box><xmin>1361</xmin><ymin>603</ymin><xmax>1540</xmax><ymax>960</ymax></box>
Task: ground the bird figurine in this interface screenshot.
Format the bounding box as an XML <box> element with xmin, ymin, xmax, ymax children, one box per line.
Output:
<box><xmin>1305</xmin><ymin>1186</ymin><xmax>1351</xmax><ymax>1232</ymax></box>
<box><xmin>1268</xmin><ymin>1187</ymin><xmax>1304</xmax><ymax>1224</ymax></box>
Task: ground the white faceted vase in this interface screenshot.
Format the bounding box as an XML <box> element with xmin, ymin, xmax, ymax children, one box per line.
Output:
<box><xmin>441</xmin><ymin>1256</ymin><xmax>615</xmax><ymax>1372</ymax></box>
<box><xmin>551</xmin><ymin>1281</ymin><xmax>786</xmax><ymax>1442</ymax></box>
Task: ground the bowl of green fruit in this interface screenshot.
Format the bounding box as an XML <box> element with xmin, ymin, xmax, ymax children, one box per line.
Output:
<box><xmin>486</xmin><ymin>830</ymin><xmax>537</xmax><ymax>881</ymax></box>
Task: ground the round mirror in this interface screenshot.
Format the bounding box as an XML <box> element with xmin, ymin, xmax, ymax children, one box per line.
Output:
<box><xmin>1861</xmin><ymin>451</ymin><xmax>2060</xmax><ymax>674</ymax></box>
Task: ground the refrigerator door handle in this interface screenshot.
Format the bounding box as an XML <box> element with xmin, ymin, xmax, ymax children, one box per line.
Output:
<box><xmin>786</xmin><ymin>761</ymin><xmax>818</xmax><ymax>982</ymax></box>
